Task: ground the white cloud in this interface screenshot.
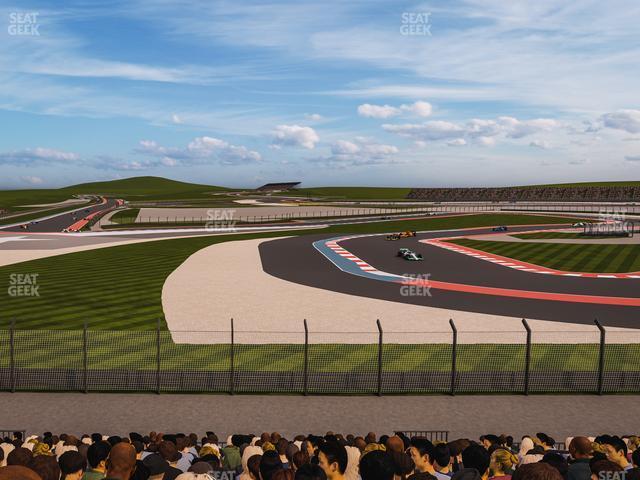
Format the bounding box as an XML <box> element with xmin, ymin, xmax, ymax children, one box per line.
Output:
<box><xmin>383</xmin><ymin>115</ymin><xmax>559</xmax><ymax>146</ymax></box>
<box><xmin>305</xmin><ymin>113</ymin><xmax>323</xmax><ymax>121</ymax></box>
<box><xmin>601</xmin><ymin>110</ymin><xmax>640</xmax><ymax>134</ymax></box>
<box><xmin>358</xmin><ymin>100</ymin><xmax>432</xmax><ymax>119</ymax></box>
<box><xmin>357</xmin><ymin>103</ymin><xmax>401</xmax><ymax>119</ymax></box>
<box><xmin>475</xmin><ymin>136</ymin><xmax>496</xmax><ymax>147</ymax></box>
<box><xmin>272</xmin><ymin>125</ymin><xmax>319</xmax><ymax>149</ymax></box>
<box><xmin>21</xmin><ymin>175</ymin><xmax>44</xmax><ymax>185</ymax></box>
<box><xmin>172</xmin><ymin>114</ymin><xmax>183</xmax><ymax>124</ymax></box>
<box><xmin>314</xmin><ymin>137</ymin><xmax>399</xmax><ymax>168</ymax></box>
<box><xmin>447</xmin><ymin>138</ymin><xmax>467</xmax><ymax>147</ymax></box>
<box><xmin>0</xmin><ymin>147</ymin><xmax>80</xmax><ymax>165</ymax></box>
<box><xmin>135</xmin><ymin>136</ymin><xmax>261</xmax><ymax>165</ymax></box>
<box><xmin>383</xmin><ymin>120</ymin><xmax>464</xmax><ymax>141</ymax></box>
<box><xmin>400</xmin><ymin>100</ymin><xmax>432</xmax><ymax>117</ymax></box>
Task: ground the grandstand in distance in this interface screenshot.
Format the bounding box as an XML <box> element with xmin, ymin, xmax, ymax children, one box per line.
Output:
<box><xmin>256</xmin><ymin>182</ymin><xmax>301</xmax><ymax>192</ymax></box>
<box><xmin>407</xmin><ymin>186</ymin><xmax>640</xmax><ymax>202</ymax></box>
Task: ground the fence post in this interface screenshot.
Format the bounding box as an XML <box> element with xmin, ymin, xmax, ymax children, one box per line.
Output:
<box><xmin>449</xmin><ymin>319</ymin><xmax>457</xmax><ymax>396</ymax></box>
<box><xmin>10</xmin><ymin>320</ymin><xmax>15</xmax><ymax>393</ymax></box>
<box><xmin>595</xmin><ymin>319</ymin><xmax>606</xmax><ymax>395</ymax></box>
<box><xmin>156</xmin><ymin>318</ymin><xmax>161</xmax><ymax>394</ymax></box>
<box><xmin>522</xmin><ymin>319</ymin><xmax>531</xmax><ymax>395</ymax></box>
<box><xmin>230</xmin><ymin>318</ymin><xmax>235</xmax><ymax>395</ymax></box>
<box><xmin>376</xmin><ymin>319</ymin><xmax>383</xmax><ymax>396</ymax></box>
<box><xmin>303</xmin><ymin>319</ymin><xmax>309</xmax><ymax>396</ymax></box>
<box><xmin>83</xmin><ymin>320</ymin><xmax>88</xmax><ymax>394</ymax></box>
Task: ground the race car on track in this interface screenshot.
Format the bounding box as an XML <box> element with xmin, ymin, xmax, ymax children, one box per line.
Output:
<box><xmin>397</xmin><ymin>248</ymin><xmax>423</xmax><ymax>261</ymax></box>
<box><xmin>386</xmin><ymin>230</ymin><xmax>417</xmax><ymax>240</ymax></box>
<box><xmin>492</xmin><ymin>226</ymin><xmax>508</xmax><ymax>232</ymax></box>
<box><xmin>573</xmin><ymin>222</ymin><xmax>586</xmax><ymax>227</ymax></box>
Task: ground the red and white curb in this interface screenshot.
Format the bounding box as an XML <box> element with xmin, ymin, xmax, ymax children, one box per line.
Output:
<box><xmin>325</xmin><ymin>236</ymin><xmax>395</xmax><ymax>276</ymax></box>
<box><xmin>422</xmin><ymin>238</ymin><xmax>640</xmax><ymax>279</ymax></box>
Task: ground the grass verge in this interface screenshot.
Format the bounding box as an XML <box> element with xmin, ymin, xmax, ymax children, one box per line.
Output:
<box><xmin>450</xmin><ymin>238</ymin><xmax>640</xmax><ymax>273</ymax></box>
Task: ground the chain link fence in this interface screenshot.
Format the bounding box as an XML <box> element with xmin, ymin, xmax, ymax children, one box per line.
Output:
<box><xmin>0</xmin><ymin>319</ymin><xmax>638</xmax><ymax>394</ymax></box>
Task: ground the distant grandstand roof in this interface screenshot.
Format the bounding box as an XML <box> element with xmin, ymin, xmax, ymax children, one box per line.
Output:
<box><xmin>256</xmin><ymin>182</ymin><xmax>301</xmax><ymax>192</ymax></box>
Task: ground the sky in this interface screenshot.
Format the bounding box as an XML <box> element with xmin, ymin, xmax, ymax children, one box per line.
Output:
<box><xmin>1</xmin><ymin>0</ymin><xmax>640</xmax><ymax>189</ymax></box>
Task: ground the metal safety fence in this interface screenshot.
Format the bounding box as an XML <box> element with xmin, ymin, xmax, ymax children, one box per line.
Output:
<box><xmin>0</xmin><ymin>319</ymin><xmax>639</xmax><ymax>394</ymax></box>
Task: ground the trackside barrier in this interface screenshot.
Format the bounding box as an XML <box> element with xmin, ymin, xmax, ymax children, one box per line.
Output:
<box><xmin>399</xmin><ymin>431</ymin><xmax>449</xmax><ymax>442</ymax></box>
<box><xmin>1</xmin><ymin>318</ymin><xmax>639</xmax><ymax>394</ymax></box>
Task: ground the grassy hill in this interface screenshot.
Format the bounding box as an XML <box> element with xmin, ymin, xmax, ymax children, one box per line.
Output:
<box><xmin>60</xmin><ymin>176</ymin><xmax>228</xmax><ymax>199</ymax></box>
<box><xmin>0</xmin><ymin>176</ymin><xmax>229</xmax><ymax>211</ymax></box>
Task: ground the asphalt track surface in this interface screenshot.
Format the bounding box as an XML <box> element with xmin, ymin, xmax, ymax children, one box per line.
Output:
<box><xmin>259</xmin><ymin>225</ymin><xmax>640</xmax><ymax>329</ymax></box>
<box><xmin>0</xmin><ymin>197</ymin><xmax>119</xmax><ymax>233</ymax></box>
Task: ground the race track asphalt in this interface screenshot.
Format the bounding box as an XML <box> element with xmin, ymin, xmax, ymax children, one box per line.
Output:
<box><xmin>1</xmin><ymin>197</ymin><xmax>119</xmax><ymax>233</ymax></box>
<box><xmin>259</xmin><ymin>225</ymin><xmax>640</xmax><ymax>329</ymax></box>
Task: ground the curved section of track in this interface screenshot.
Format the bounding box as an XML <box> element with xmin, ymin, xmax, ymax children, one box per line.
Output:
<box><xmin>259</xmin><ymin>225</ymin><xmax>640</xmax><ymax>329</ymax></box>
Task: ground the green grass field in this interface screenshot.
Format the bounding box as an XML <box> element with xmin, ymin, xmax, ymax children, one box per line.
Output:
<box><xmin>512</xmin><ymin>232</ymin><xmax>630</xmax><ymax>240</ymax></box>
<box><xmin>450</xmin><ymin>238</ymin><xmax>640</xmax><ymax>273</ymax></box>
<box><xmin>109</xmin><ymin>208</ymin><xmax>140</xmax><ymax>224</ymax></box>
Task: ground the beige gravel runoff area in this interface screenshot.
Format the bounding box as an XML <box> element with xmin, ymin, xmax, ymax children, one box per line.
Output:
<box><xmin>161</xmin><ymin>237</ymin><xmax>640</xmax><ymax>344</ymax></box>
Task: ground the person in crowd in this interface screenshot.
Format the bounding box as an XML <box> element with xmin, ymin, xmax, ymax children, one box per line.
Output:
<box><xmin>0</xmin><ymin>465</ymin><xmax>43</xmax><ymax>480</ymax></box>
<box><xmin>409</xmin><ymin>439</ymin><xmax>437</xmax><ymax>480</ymax></box>
<box><xmin>158</xmin><ymin>441</ymin><xmax>185</xmax><ymax>480</ymax></box>
<box><xmin>245</xmin><ymin>454</ymin><xmax>263</xmax><ymax>480</ymax></box>
<box><xmin>240</xmin><ymin>445</ymin><xmax>263</xmax><ymax>480</ymax></box>
<box><xmin>104</xmin><ymin>443</ymin><xmax>137</xmax><ymax>480</ymax></box>
<box><xmin>360</xmin><ymin>450</ymin><xmax>395</xmax><ymax>480</ymax></box>
<box><xmin>461</xmin><ymin>444</ymin><xmax>491</xmax><ymax>480</ymax></box>
<box><xmin>296</xmin><ymin>463</ymin><xmax>327</xmax><ymax>480</ymax></box>
<box><xmin>8</xmin><ymin>447</ymin><xmax>34</xmax><ymax>467</ymax></box>
<box><xmin>600</xmin><ymin>436</ymin><xmax>633</xmax><ymax>471</ymax></box>
<box><xmin>589</xmin><ymin>460</ymin><xmax>622</xmax><ymax>480</ymax></box>
<box><xmin>520</xmin><ymin>438</ymin><xmax>544</xmax><ymax>465</ymax></box>
<box><xmin>222</xmin><ymin>436</ymin><xmax>243</xmax><ymax>471</ymax></box>
<box><xmin>432</xmin><ymin>443</ymin><xmax>453</xmax><ymax>480</ymax></box>
<box><xmin>261</xmin><ymin>450</ymin><xmax>284</xmax><ymax>480</ymax></box>
<box><xmin>277</xmin><ymin>439</ymin><xmax>292</xmax><ymax>469</ymax></box>
<box><xmin>567</xmin><ymin>437</ymin><xmax>593</xmax><ymax>480</ymax></box>
<box><xmin>59</xmin><ymin>451</ymin><xmax>87</xmax><ymax>480</ymax></box>
<box><xmin>28</xmin><ymin>455</ymin><xmax>60</xmax><ymax>480</ymax></box>
<box><xmin>274</xmin><ymin>468</ymin><xmax>296</xmax><ymax>480</ymax></box>
<box><xmin>84</xmin><ymin>441</ymin><xmax>111</xmax><ymax>480</ymax></box>
<box><xmin>481</xmin><ymin>437</ymin><xmax>500</xmax><ymax>452</ymax></box>
<box><xmin>512</xmin><ymin>463</ymin><xmax>562</xmax><ymax>480</ymax></box>
<box><xmin>489</xmin><ymin>448</ymin><xmax>518</xmax><ymax>480</ymax></box>
<box><xmin>540</xmin><ymin>453</ymin><xmax>568</xmax><ymax>480</ymax></box>
<box><xmin>318</xmin><ymin>442</ymin><xmax>348</xmax><ymax>480</ymax></box>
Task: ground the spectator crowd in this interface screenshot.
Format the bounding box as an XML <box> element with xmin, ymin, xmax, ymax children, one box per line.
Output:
<box><xmin>0</xmin><ymin>430</ymin><xmax>638</xmax><ymax>480</ymax></box>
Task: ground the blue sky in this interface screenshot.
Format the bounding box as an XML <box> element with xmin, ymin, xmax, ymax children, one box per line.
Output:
<box><xmin>1</xmin><ymin>0</ymin><xmax>640</xmax><ymax>188</ymax></box>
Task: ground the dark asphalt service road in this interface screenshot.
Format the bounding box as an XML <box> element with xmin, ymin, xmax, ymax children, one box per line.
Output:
<box><xmin>1</xmin><ymin>197</ymin><xmax>118</xmax><ymax>233</ymax></box>
<box><xmin>259</xmin><ymin>226</ymin><xmax>640</xmax><ymax>328</ymax></box>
